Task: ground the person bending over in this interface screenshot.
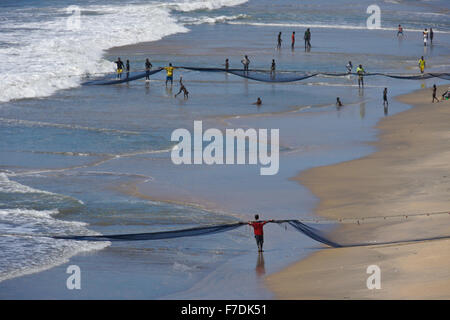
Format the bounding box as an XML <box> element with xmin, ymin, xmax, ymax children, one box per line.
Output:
<box><xmin>174</xmin><ymin>76</ymin><xmax>189</xmax><ymax>99</ymax></box>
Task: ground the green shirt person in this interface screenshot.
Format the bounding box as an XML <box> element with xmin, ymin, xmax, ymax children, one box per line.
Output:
<box><xmin>356</xmin><ymin>64</ymin><xmax>365</xmax><ymax>88</ymax></box>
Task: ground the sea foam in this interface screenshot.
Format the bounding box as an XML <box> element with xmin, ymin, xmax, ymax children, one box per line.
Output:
<box><xmin>0</xmin><ymin>0</ymin><xmax>248</xmax><ymax>103</ymax></box>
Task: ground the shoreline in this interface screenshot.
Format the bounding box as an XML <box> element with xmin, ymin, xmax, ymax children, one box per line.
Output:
<box><xmin>1</xmin><ymin>16</ymin><xmax>448</xmax><ymax>298</ymax></box>
<box><xmin>266</xmin><ymin>85</ymin><xmax>450</xmax><ymax>299</ymax></box>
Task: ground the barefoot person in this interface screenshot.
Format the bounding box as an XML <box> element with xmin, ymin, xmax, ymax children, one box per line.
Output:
<box><xmin>125</xmin><ymin>59</ymin><xmax>130</xmax><ymax>78</ymax></box>
<box><xmin>145</xmin><ymin>58</ymin><xmax>153</xmax><ymax>81</ymax></box>
<box><xmin>174</xmin><ymin>76</ymin><xmax>189</xmax><ymax>99</ymax></box>
<box><xmin>115</xmin><ymin>57</ymin><xmax>125</xmax><ymax>79</ymax></box>
<box><xmin>277</xmin><ymin>32</ymin><xmax>282</xmax><ymax>49</ymax></box>
<box><xmin>346</xmin><ymin>61</ymin><xmax>353</xmax><ymax>74</ymax></box>
<box><xmin>304</xmin><ymin>28</ymin><xmax>311</xmax><ymax>50</ymax></box>
<box><xmin>164</xmin><ymin>63</ymin><xmax>175</xmax><ymax>86</ymax></box>
<box><xmin>397</xmin><ymin>24</ymin><xmax>403</xmax><ymax>37</ymax></box>
<box><xmin>248</xmin><ymin>214</ymin><xmax>274</xmax><ymax>252</ymax></box>
<box><xmin>270</xmin><ymin>59</ymin><xmax>276</xmax><ymax>78</ymax></box>
<box><xmin>241</xmin><ymin>55</ymin><xmax>250</xmax><ymax>73</ymax></box>
<box><xmin>432</xmin><ymin>84</ymin><xmax>439</xmax><ymax>103</ymax></box>
<box><xmin>423</xmin><ymin>28</ymin><xmax>428</xmax><ymax>46</ymax></box>
<box><xmin>418</xmin><ymin>56</ymin><xmax>426</xmax><ymax>74</ymax></box>
<box><xmin>356</xmin><ymin>64</ymin><xmax>365</xmax><ymax>88</ymax></box>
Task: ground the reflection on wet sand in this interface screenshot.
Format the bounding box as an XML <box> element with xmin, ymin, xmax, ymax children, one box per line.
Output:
<box><xmin>255</xmin><ymin>252</ymin><xmax>265</xmax><ymax>277</ymax></box>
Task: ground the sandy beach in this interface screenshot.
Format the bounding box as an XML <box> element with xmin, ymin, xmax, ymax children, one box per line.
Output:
<box><xmin>2</xmin><ymin>0</ymin><xmax>450</xmax><ymax>300</ymax></box>
<box><xmin>266</xmin><ymin>85</ymin><xmax>450</xmax><ymax>299</ymax></box>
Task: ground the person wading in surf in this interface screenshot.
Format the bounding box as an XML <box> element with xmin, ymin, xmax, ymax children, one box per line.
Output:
<box><xmin>145</xmin><ymin>58</ymin><xmax>153</xmax><ymax>81</ymax></box>
<box><xmin>164</xmin><ymin>63</ymin><xmax>176</xmax><ymax>87</ymax></box>
<box><xmin>115</xmin><ymin>57</ymin><xmax>125</xmax><ymax>79</ymax></box>
<box><xmin>248</xmin><ymin>214</ymin><xmax>274</xmax><ymax>252</ymax></box>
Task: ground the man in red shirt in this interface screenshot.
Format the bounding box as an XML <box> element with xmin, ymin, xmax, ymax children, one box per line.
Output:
<box><xmin>248</xmin><ymin>214</ymin><xmax>274</xmax><ymax>252</ymax></box>
<box><xmin>291</xmin><ymin>31</ymin><xmax>295</xmax><ymax>49</ymax></box>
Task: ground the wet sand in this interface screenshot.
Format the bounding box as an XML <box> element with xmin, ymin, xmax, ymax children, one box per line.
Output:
<box><xmin>266</xmin><ymin>85</ymin><xmax>450</xmax><ymax>299</ymax></box>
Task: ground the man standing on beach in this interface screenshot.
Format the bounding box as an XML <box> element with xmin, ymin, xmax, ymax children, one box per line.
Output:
<box><xmin>248</xmin><ymin>214</ymin><xmax>274</xmax><ymax>252</ymax></box>
<box><xmin>270</xmin><ymin>59</ymin><xmax>276</xmax><ymax>77</ymax></box>
<box><xmin>356</xmin><ymin>64</ymin><xmax>365</xmax><ymax>88</ymax></box>
<box><xmin>277</xmin><ymin>32</ymin><xmax>282</xmax><ymax>49</ymax></box>
<box><xmin>346</xmin><ymin>61</ymin><xmax>353</xmax><ymax>74</ymax></box>
<box><xmin>145</xmin><ymin>58</ymin><xmax>153</xmax><ymax>81</ymax></box>
<box><xmin>397</xmin><ymin>24</ymin><xmax>403</xmax><ymax>37</ymax></box>
<box><xmin>291</xmin><ymin>31</ymin><xmax>295</xmax><ymax>49</ymax></box>
<box><xmin>432</xmin><ymin>84</ymin><xmax>439</xmax><ymax>103</ymax></box>
<box><xmin>383</xmin><ymin>88</ymin><xmax>388</xmax><ymax>107</ymax></box>
<box><xmin>423</xmin><ymin>28</ymin><xmax>428</xmax><ymax>46</ymax></box>
<box><xmin>418</xmin><ymin>56</ymin><xmax>426</xmax><ymax>74</ymax></box>
<box><xmin>430</xmin><ymin>28</ymin><xmax>434</xmax><ymax>45</ymax></box>
<box><xmin>241</xmin><ymin>55</ymin><xmax>250</xmax><ymax>73</ymax></box>
<box><xmin>115</xmin><ymin>57</ymin><xmax>125</xmax><ymax>79</ymax></box>
<box><xmin>126</xmin><ymin>59</ymin><xmax>130</xmax><ymax>79</ymax></box>
<box><xmin>304</xmin><ymin>28</ymin><xmax>311</xmax><ymax>50</ymax></box>
<box><xmin>164</xmin><ymin>63</ymin><xmax>175</xmax><ymax>87</ymax></box>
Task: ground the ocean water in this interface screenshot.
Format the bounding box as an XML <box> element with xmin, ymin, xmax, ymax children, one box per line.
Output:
<box><xmin>0</xmin><ymin>0</ymin><xmax>449</xmax><ymax>298</ymax></box>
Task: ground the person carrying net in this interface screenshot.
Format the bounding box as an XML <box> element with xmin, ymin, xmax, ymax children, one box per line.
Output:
<box><xmin>248</xmin><ymin>214</ymin><xmax>274</xmax><ymax>252</ymax></box>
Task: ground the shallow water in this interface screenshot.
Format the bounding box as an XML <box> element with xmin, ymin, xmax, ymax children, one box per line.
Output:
<box><xmin>0</xmin><ymin>0</ymin><xmax>449</xmax><ymax>298</ymax></box>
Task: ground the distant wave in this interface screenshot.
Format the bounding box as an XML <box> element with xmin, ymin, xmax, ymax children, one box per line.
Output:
<box><xmin>0</xmin><ymin>176</ymin><xmax>109</xmax><ymax>282</ymax></box>
<box><xmin>227</xmin><ymin>21</ymin><xmax>450</xmax><ymax>34</ymax></box>
<box><xmin>162</xmin><ymin>0</ymin><xmax>248</xmax><ymax>12</ymax></box>
<box><xmin>0</xmin><ymin>172</ymin><xmax>55</xmax><ymax>195</ymax></box>
<box><xmin>0</xmin><ymin>0</ymin><xmax>249</xmax><ymax>103</ymax></box>
<box><xmin>179</xmin><ymin>14</ymin><xmax>249</xmax><ymax>25</ymax></box>
<box><xmin>0</xmin><ymin>117</ymin><xmax>141</xmax><ymax>135</ymax></box>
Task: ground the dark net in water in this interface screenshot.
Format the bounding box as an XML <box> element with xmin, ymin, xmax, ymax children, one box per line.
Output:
<box><xmin>82</xmin><ymin>66</ymin><xmax>450</xmax><ymax>85</ymax></box>
<box><xmin>51</xmin><ymin>213</ymin><xmax>450</xmax><ymax>249</ymax></box>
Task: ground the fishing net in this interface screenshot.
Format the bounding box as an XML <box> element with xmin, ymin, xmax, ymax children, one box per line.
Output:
<box><xmin>81</xmin><ymin>68</ymin><xmax>163</xmax><ymax>85</ymax></box>
<box><xmin>53</xmin><ymin>222</ymin><xmax>245</xmax><ymax>242</ymax></box>
<box><xmin>48</xmin><ymin>212</ymin><xmax>450</xmax><ymax>249</ymax></box>
<box><xmin>82</xmin><ymin>66</ymin><xmax>450</xmax><ymax>85</ymax></box>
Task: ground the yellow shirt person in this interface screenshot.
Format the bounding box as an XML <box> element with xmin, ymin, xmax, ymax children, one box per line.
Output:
<box><xmin>164</xmin><ymin>63</ymin><xmax>176</xmax><ymax>86</ymax></box>
<box><xmin>418</xmin><ymin>56</ymin><xmax>426</xmax><ymax>74</ymax></box>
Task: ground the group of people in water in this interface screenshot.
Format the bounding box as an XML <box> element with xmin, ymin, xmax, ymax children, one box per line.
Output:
<box><xmin>277</xmin><ymin>29</ymin><xmax>311</xmax><ymax>51</ymax></box>
<box><xmin>397</xmin><ymin>24</ymin><xmax>436</xmax><ymax>47</ymax></box>
<box><xmin>113</xmin><ymin>58</ymin><xmax>189</xmax><ymax>98</ymax></box>
<box><xmin>111</xmin><ymin>23</ymin><xmax>441</xmax><ymax>112</ymax></box>
<box><xmin>109</xmin><ymin>24</ymin><xmax>445</xmax><ymax>254</ymax></box>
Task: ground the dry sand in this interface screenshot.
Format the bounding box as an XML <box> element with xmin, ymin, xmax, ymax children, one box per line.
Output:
<box><xmin>266</xmin><ymin>85</ymin><xmax>450</xmax><ymax>299</ymax></box>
